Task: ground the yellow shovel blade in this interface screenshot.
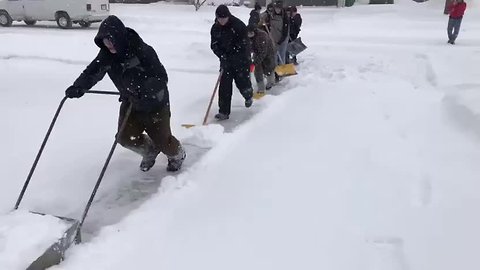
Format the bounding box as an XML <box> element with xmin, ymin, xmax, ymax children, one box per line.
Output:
<box><xmin>181</xmin><ymin>124</ymin><xmax>196</xmax><ymax>128</ymax></box>
<box><xmin>275</xmin><ymin>63</ymin><xmax>297</xmax><ymax>77</ymax></box>
<box><xmin>253</xmin><ymin>92</ymin><xmax>266</xmax><ymax>100</ymax></box>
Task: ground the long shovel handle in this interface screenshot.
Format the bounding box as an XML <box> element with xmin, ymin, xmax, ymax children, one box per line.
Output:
<box><xmin>202</xmin><ymin>70</ymin><xmax>223</xmax><ymax>125</ymax></box>
<box><xmin>87</xmin><ymin>90</ymin><xmax>120</xmax><ymax>96</ymax></box>
<box><xmin>75</xmin><ymin>102</ymin><xmax>133</xmax><ymax>243</ymax></box>
<box><xmin>14</xmin><ymin>97</ymin><xmax>68</xmax><ymax>210</ymax></box>
<box><xmin>14</xmin><ymin>90</ymin><xmax>120</xmax><ymax>210</ymax></box>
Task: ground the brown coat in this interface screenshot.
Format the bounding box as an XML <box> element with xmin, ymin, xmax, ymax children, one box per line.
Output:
<box><xmin>250</xmin><ymin>28</ymin><xmax>276</xmax><ymax>75</ymax></box>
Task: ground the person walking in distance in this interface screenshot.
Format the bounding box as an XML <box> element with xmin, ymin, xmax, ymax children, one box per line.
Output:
<box><xmin>447</xmin><ymin>0</ymin><xmax>467</xmax><ymax>45</ymax></box>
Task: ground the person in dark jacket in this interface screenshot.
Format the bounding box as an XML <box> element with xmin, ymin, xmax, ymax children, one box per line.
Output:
<box><xmin>248</xmin><ymin>3</ymin><xmax>262</xmax><ymax>27</ymax></box>
<box><xmin>269</xmin><ymin>1</ymin><xmax>289</xmax><ymax>65</ymax></box>
<box><xmin>210</xmin><ymin>5</ymin><xmax>254</xmax><ymax>121</ymax></box>
<box><xmin>65</xmin><ymin>15</ymin><xmax>186</xmax><ymax>172</ymax></box>
<box><xmin>447</xmin><ymin>0</ymin><xmax>467</xmax><ymax>45</ymax></box>
<box><xmin>247</xmin><ymin>24</ymin><xmax>276</xmax><ymax>93</ymax></box>
<box><xmin>287</xmin><ymin>5</ymin><xmax>302</xmax><ymax>64</ymax></box>
<box><xmin>289</xmin><ymin>6</ymin><xmax>302</xmax><ymax>41</ymax></box>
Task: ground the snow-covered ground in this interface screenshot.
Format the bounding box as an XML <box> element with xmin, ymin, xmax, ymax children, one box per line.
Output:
<box><xmin>0</xmin><ymin>210</ymin><xmax>71</xmax><ymax>269</ymax></box>
<box><xmin>1</xmin><ymin>0</ymin><xmax>480</xmax><ymax>269</ymax></box>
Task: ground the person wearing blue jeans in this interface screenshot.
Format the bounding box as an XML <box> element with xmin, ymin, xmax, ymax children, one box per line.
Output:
<box><xmin>447</xmin><ymin>0</ymin><xmax>467</xmax><ymax>45</ymax></box>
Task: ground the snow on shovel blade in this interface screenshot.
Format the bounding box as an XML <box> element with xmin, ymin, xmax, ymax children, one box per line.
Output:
<box><xmin>25</xmin><ymin>212</ymin><xmax>80</xmax><ymax>270</ymax></box>
<box><xmin>275</xmin><ymin>63</ymin><xmax>297</xmax><ymax>77</ymax></box>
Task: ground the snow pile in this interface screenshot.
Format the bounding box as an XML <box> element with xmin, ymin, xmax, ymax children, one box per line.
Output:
<box><xmin>0</xmin><ymin>210</ymin><xmax>71</xmax><ymax>270</ymax></box>
<box><xmin>177</xmin><ymin>124</ymin><xmax>225</xmax><ymax>149</ymax></box>
<box><xmin>450</xmin><ymin>89</ymin><xmax>480</xmax><ymax>116</ymax></box>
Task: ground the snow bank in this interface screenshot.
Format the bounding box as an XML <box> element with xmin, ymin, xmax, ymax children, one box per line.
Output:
<box><xmin>0</xmin><ymin>210</ymin><xmax>70</xmax><ymax>270</ymax></box>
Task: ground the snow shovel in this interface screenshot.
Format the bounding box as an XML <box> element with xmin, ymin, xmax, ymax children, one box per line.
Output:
<box><xmin>275</xmin><ymin>51</ymin><xmax>297</xmax><ymax>77</ymax></box>
<box><xmin>287</xmin><ymin>37</ymin><xmax>307</xmax><ymax>57</ymax></box>
<box><xmin>12</xmin><ymin>90</ymin><xmax>126</xmax><ymax>270</ymax></box>
<box><xmin>249</xmin><ymin>64</ymin><xmax>266</xmax><ymax>100</ymax></box>
<box><xmin>182</xmin><ymin>69</ymin><xmax>223</xmax><ymax>128</ymax></box>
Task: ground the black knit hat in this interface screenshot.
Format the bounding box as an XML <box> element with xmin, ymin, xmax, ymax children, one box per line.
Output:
<box><xmin>215</xmin><ymin>5</ymin><xmax>231</xmax><ymax>18</ymax></box>
<box><xmin>247</xmin><ymin>24</ymin><xmax>257</xmax><ymax>33</ymax></box>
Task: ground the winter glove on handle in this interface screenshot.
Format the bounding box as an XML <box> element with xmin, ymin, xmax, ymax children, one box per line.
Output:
<box><xmin>65</xmin><ymin>86</ymin><xmax>86</xmax><ymax>98</ymax></box>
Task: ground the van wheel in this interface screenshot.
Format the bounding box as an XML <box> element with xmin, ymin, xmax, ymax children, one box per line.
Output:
<box><xmin>79</xmin><ymin>21</ymin><xmax>91</xmax><ymax>28</ymax></box>
<box><xmin>24</xmin><ymin>20</ymin><xmax>37</xmax><ymax>26</ymax></box>
<box><xmin>56</xmin><ymin>12</ymin><xmax>72</xmax><ymax>29</ymax></box>
<box><xmin>0</xmin><ymin>11</ymin><xmax>13</xmax><ymax>27</ymax></box>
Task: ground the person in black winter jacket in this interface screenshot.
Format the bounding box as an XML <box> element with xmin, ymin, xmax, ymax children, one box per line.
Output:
<box><xmin>210</xmin><ymin>5</ymin><xmax>254</xmax><ymax>121</ymax></box>
<box><xmin>287</xmin><ymin>5</ymin><xmax>302</xmax><ymax>64</ymax></box>
<box><xmin>289</xmin><ymin>6</ymin><xmax>302</xmax><ymax>41</ymax></box>
<box><xmin>290</xmin><ymin>6</ymin><xmax>302</xmax><ymax>41</ymax></box>
<box><xmin>248</xmin><ymin>3</ymin><xmax>262</xmax><ymax>26</ymax></box>
<box><xmin>65</xmin><ymin>15</ymin><xmax>186</xmax><ymax>172</ymax></box>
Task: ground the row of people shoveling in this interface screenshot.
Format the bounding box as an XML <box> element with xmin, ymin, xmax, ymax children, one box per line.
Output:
<box><xmin>212</xmin><ymin>2</ymin><xmax>302</xmax><ymax>121</ymax></box>
<box><xmin>62</xmin><ymin>3</ymin><xmax>302</xmax><ymax>173</ymax></box>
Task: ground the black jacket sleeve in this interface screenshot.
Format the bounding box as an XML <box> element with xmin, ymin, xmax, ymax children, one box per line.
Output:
<box><xmin>137</xmin><ymin>44</ymin><xmax>168</xmax><ymax>87</ymax></box>
<box><xmin>210</xmin><ymin>25</ymin><xmax>225</xmax><ymax>59</ymax></box>
<box><xmin>295</xmin><ymin>14</ymin><xmax>302</xmax><ymax>29</ymax></box>
<box><xmin>73</xmin><ymin>50</ymin><xmax>111</xmax><ymax>89</ymax></box>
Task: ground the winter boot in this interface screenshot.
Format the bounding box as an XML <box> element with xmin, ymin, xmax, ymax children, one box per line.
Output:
<box><xmin>215</xmin><ymin>113</ymin><xmax>230</xmax><ymax>121</ymax></box>
<box><xmin>245</xmin><ymin>97</ymin><xmax>253</xmax><ymax>108</ymax></box>
<box><xmin>275</xmin><ymin>72</ymin><xmax>283</xmax><ymax>83</ymax></box>
<box><xmin>167</xmin><ymin>146</ymin><xmax>186</xmax><ymax>172</ymax></box>
<box><xmin>292</xmin><ymin>56</ymin><xmax>299</xmax><ymax>65</ymax></box>
<box><xmin>140</xmin><ymin>137</ymin><xmax>160</xmax><ymax>172</ymax></box>
<box><xmin>140</xmin><ymin>150</ymin><xmax>159</xmax><ymax>172</ymax></box>
<box><xmin>266</xmin><ymin>73</ymin><xmax>275</xmax><ymax>90</ymax></box>
<box><xmin>124</xmin><ymin>136</ymin><xmax>159</xmax><ymax>172</ymax></box>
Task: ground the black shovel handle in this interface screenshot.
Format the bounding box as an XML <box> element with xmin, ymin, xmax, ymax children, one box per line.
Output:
<box><xmin>74</xmin><ymin>102</ymin><xmax>133</xmax><ymax>243</ymax></box>
<box><xmin>14</xmin><ymin>90</ymin><xmax>120</xmax><ymax>210</ymax></box>
<box><xmin>86</xmin><ymin>90</ymin><xmax>120</xmax><ymax>96</ymax></box>
<box><xmin>14</xmin><ymin>96</ymin><xmax>68</xmax><ymax>210</ymax></box>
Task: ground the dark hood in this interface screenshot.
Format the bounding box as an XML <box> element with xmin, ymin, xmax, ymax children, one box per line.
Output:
<box><xmin>94</xmin><ymin>16</ymin><xmax>129</xmax><ymax>57</ymax></box>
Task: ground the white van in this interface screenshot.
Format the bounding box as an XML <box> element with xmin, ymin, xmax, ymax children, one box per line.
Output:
<box><xmin>0</xmin><ymin>0</ymin><xmax>110</xmax><ymax>29</ymax></box>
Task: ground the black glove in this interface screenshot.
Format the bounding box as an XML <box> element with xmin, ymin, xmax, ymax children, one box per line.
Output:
<box><xmin>65</xmin><ymin>86</ymin><xmax>86</xmax><ymax>98</ymax></box>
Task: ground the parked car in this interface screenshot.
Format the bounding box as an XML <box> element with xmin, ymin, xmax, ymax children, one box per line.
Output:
<box><xmin>0</xmin><ymin>0</ymin><xmax>110</xmax><ymax>28</ymax></box>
